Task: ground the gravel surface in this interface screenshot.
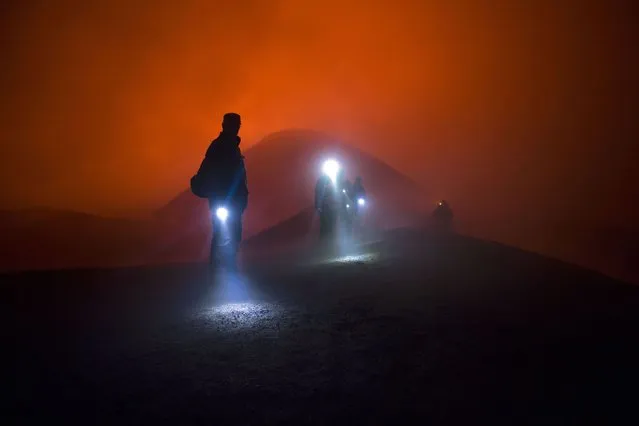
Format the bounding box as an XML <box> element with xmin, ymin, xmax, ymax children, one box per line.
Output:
<box><xmin>5</xmin><ymin>231</ymin><xmax>639</xmax><ymax>425</ymax></box>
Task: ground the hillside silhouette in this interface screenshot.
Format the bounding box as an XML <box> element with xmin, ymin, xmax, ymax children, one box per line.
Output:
<box><xmin>0</xmin><ymin>208</ymin><xmax>199</xmax><ymax>271</ymax></box>
<box><xmin>242</xmin><ymin>207</ymin><xmax>316</xmax><ymax>253</ymax></box>
<box><xmin>0</xmin><ymin>209</ymin><xmax>153</xmax><ymax>271</ymax></box>
<box><xmin>0</xmin><ymin>130</ymin><xmax>428</xmax><ymax>271</ymax></box>
<box><xmin>4</xmin><ymin>128</ymin><xmax>635</xmax><ymax>282</ymax></box>
<box><xmin>2</xmin><ymin>126</ymin><xmax>637</xmax><ymax>284</ymax></box>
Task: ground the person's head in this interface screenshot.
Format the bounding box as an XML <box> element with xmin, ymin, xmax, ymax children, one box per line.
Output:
<box><xmin>222</xmin><ymin>112</ymin><xmax>241</xmax><ymax>136</ymax></box>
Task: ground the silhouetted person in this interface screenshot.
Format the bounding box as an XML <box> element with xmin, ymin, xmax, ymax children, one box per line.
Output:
<box><xmin>191</xmin><ymin>112</ymin><xmax>248</xmax><ymax>271</ymax></box>
<box><xmin>431</xmin><ymin>200</ymin><xmax>454</xmax><ymax>233</ymax></box>
<box><xmin>315</xmin><ymin>174</ymin><xmax>337</xmax><ymax>239</ymax></box>
<box><xmin>351</xmin><ymin>176</ymin><xmax>366</xmax><ymax>213</ymax></box>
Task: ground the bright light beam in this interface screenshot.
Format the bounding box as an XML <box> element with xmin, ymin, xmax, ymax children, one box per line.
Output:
<box><xmin>322</xmin><ymin>159</ymin><xmax>340</xmax><ymax>183</ymax></box>
<box><xmin>216</xmin><ymin>206</ymin><xmax>229</xmax><ymax>222</ymax></box>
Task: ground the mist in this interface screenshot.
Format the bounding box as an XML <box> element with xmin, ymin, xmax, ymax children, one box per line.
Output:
<box><xmin>1</xmin><ymin>0</ymin><xmax>637</xmax><ymax>231</ymax></box>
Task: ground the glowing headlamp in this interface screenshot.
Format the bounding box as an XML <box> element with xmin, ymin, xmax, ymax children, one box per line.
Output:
<box><xmin>321</xmin><ymin>159</ymin><xmax>340</xmax><ymax>183</ymax></box>
<box><xmin>215</xmin><ymin>207</ymin><xmax>229</xmax><ymax>222</ymax></box>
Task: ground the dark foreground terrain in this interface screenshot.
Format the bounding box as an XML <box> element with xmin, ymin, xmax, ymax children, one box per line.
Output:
<box><xmin>5</xmin><ymin>230</ymin><xmax>639</xmax><ymax>425</ymax></box>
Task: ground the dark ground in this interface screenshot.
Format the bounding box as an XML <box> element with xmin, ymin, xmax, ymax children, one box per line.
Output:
<box><xmin>4</xmin><ymin>230</ymin><xmax>639</xmax><ymax>425</ymax></box>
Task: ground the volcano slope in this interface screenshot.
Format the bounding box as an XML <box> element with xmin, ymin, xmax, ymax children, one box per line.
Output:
<box><xmin>5</xmin><ymin>230</ymin><xmax>639</xmax><ymax>425</ymax></box>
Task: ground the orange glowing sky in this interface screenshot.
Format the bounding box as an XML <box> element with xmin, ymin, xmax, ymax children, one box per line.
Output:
<box><xmin>1</xmin><ymin>0</ymin><xmax>637</xmax><ymax>225</ymax></box>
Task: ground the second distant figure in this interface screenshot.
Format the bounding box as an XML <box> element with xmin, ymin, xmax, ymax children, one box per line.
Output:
<box><xmin>350</xmin><ymin>176</ymin><xmax>367</xmax><ymax>232</ymax></box>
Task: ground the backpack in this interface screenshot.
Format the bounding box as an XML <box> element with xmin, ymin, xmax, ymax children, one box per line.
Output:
<box><xmin>190</xmin><ymin>172</ymin><xmax>209</xmax><ymax>198</ymax></box>
<box><xmin>190</xmin><ymin>138</ymin><xmax>247</xmax><ymax>200</ymax></box>
<box><xmin>190</xmin><ymin>145</ymin><xmax>218</xmax><ymax>199</ymax></box>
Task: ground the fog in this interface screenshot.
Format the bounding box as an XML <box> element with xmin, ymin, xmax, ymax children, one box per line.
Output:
<box><xmin>1</xmin><ymin>0</ymin><xmax>637</xmax><ymax>230</ymax></box>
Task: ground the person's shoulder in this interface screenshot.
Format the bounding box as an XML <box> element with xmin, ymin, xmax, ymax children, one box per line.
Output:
<box><xmin>209</xmin><ymin>134</ymin><xmax>222</xmax><ymax>145</ymax></box>
<box><xmin>205</xmin><ymin>140</ymin><xmax>218</xmax><ymax>157</ymax></box>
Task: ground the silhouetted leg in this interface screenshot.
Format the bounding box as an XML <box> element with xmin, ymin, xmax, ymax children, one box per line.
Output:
<box><xmin>227</xmin><ymin>211</ymin><xmax>243</xmax><ymax>272</ymax></box>
<box><xmin>319</xmin><ymin>211</ymin><xmax>328</xmax><ymax>240</ymax></box>
<box><xmin>327</xmin><ymin>209</ymin><xmax>337</xmax><ymax>238</ymax></box>
<box><xmin>210</xmin><ymin>215</ymin><xmax>221</xmax><ymax>268</ymax></box>
<box><xmin>323</xmin><ymin>211</ymin><xmax>332</xmax><ymax>239</ymax></box>
<box><xmin>209</xmin><ymin>208</ymin><xmax>234</xmax><ymax>270</ymax></box>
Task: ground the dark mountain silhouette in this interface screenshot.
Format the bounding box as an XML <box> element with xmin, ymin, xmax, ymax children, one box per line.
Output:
<box><xmin>156</xmin><ymin>129</ymin><xmax>430</xmax><ymax>260</ymax></box>
<box><xmin>0</xmin><ymin>208</ymin><xmax>187</xmax><ymax>271</ymax></box>
<box><xmin>242</xmin><ymin>207</ymin><xmax>317</xmax><ymax>254</ymax></box>
<box><xmin>465</xmin><ymin>215</ymin><xmax>639</xmax><ymax>286</ymax></box>
<box><xmin>7</xmin><ymin>128</ymin><xmax>633</xmax><ymax>282</ymax></box>
<box><xmin>4</xmin><ymin>126</ymin><xmax>636</xmax><ymax>283</ymax></box>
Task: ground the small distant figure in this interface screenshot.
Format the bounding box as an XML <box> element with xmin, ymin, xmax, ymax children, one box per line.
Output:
<box><xmin>350</xmin><ymin>176</ymin><xmax>367</xmax><ymax>234</ymax></box>
<box><xmin>351</xmin><ymin>176</ymin><xmax>366</xmax><ymax>214</ymax></box>
<box><xmin>336</xmin><ymin>169</ymin><xmax>354</xmax><ymax>236</ymax></box>
<box><xmin>431</xmin><ymin>200</ymin><xmax>454</xmax><ymax>233</ymax></box>
<box><xmin>190</xmin><ymin>112</ymin><xmax>249</xmax><ymax>271</ymax></box>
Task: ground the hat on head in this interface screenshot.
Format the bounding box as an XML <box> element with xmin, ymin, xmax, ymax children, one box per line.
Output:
<box><xmin>223</xmin><ymin>112</ymin><xmax>241</xmax><ymax>123</ymax></box>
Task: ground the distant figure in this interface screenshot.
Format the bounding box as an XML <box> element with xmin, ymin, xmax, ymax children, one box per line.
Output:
<box><xmin>351</xmin><ymin>176</ymin><xmax>366</xmax><ymax>215</ymax></box>
<box><xmin>350</xmin><ymin>176</ymin><xmax>367</xmax><ymax>232</ymax></box>
<box><xmin>431</xmin><ymin>200</ymin><xmax>454</xmax><ymax>232</ymax></box>
<box><xmin>337</xmin><ymin>169</ymin><xmax>354</xmax><ymax>236</ymax></box>
<box><xmin>190</xmin><ymin>112</ymin><xmax>248</xmax><ymax>271</ymax></box>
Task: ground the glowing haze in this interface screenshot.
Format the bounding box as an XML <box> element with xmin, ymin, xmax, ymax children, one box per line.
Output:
<box><xmin>1</xmin><ymin>0</ymin><xmax>637</xmax><ymax>228</ymax></box>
